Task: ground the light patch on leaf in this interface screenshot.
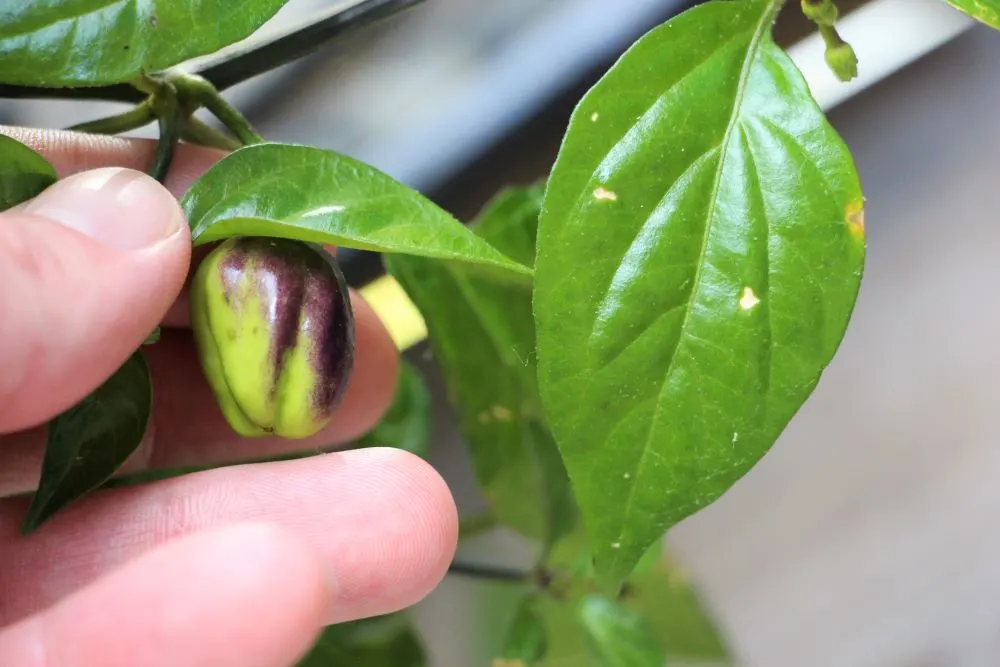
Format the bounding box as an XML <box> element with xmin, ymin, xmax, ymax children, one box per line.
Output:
<box><xmin>846</xmin><ymin>200</ymin><xmax>865</xmax><ymax>239</ymax></box>
<box><xmin>738</xmin><ymin>286</ymin><xmax>760</xmax><ymax>311</ymax></box>
<box><xmin>593</xmin><ymin>186</ymin><xmax>618</xmax><ymax>201</ymax></box>
<box><xmin>492</xmin><ymin>405</ymin><xmax>514</xmax><ymax>422</ymax></box>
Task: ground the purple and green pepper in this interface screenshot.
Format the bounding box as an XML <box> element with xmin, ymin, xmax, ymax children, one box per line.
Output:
<box><xmin>190</xmin><ymin>237</ymin><xmax>356</xmax><ymax>439</ymax></box>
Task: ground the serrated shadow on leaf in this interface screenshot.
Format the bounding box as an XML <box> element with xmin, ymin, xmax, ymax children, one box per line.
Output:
<box><xmin>23</xmin><ymin>352</ymin><xmax>152</xmax><ymax>533</ymax></box>
<box><xmin>181</xmin><ymin>143</ymin><xmax>532</xmax><ymax>281</ymax></box>
<box><xmin>0</xmin><ymin>0</ymin><xmax>291</xmax><ymax>86</ymax></box>
<box><xmin>385</xmin><ymin>185</ymin><xmax>576</xmax><ymax>548</ymax></box>
<box><xmin>534</xmin><ymin>0</ymin><xmax>865</xmax><ymax>583</ymax></box>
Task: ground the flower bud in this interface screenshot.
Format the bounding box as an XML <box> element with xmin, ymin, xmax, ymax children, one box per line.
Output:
<box><xmin>190</xmin><ymin>237</ymin><xmax>355</xmax><ymax>439</ymax></box>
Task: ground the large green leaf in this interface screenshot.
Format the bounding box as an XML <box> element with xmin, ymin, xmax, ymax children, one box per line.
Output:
<box><xmin>943</xmin><ymin>0</ymin><xmax>1000</xmax><ymax>28</ymax></box>
<box><xmin>0</xmin><ymin>134</ymin><xmax>56</xmax><ymax>210</ymax></box>
<box><xmin>353</xmin><ymin>360</ymin><xmax>432</xmax><ymax>459</ymax></box>
<box><xmin>296</xmin><ymin>614</ymin><xmax>425</xmax><ymax>667</ymax></box>
<box><xmin>577</xmin><ymin>596</ymin><xmax>664</xmax><ymax>667</ymax></box>
<box><xmin>534</xmin><ymin>0</ymin><xmax>866</xmax><ymax>583</ymax></box>
<box><xmin>497</xmin><ymin>595</ymin><xmax>549</xmax><ymax>666</ymax></box>
<box><xmin>22</xmin><ymin>352</ymin><xmax>152</xmax><ymax>533</ymax></box>
<box><xmin>542</xmin><ymin>530</ymin><xmax>732</xmax><ymax>666</ymax></box>
<box><xmin>385</xmin><ymin>185</ymin><xmax>576</xmax><ymax>548</ymax></box>
<box><xmin>181</xmin><ymin>143</ymin><xmax>531</xmax><ymax>279</ymax></box>
<box><xmin>0</xmin><ymin>0</ymin><xmax>290</xmax><ymax>87</ymax></box>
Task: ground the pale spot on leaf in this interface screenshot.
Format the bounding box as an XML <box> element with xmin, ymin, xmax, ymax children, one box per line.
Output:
<box><xmin>590</xmin><ymin>112</ymin><xmax>600</xmax><ymax>122</ymax></box>
<box><xmin>611</xmin><ymin>541</ymin><xmax>621</xmax><ymax>549</ymax></box>
<box><xmin>738</xmin><ymin>286</ymin><xmax>760</xmax><ymax>310</ymax></box>
<box><xmin>593</xmin><ymin>186</ymin><xmax>618</xmax><ymax>202</ymax></box>
<box><xmin>846</xmin><ymin>199</ymin><xmax>865</xmax><ymax>239</ymax></box>
<box><xmin>491</xmin><ymin>405</ymin><xmax>513</xmax><ymax>421</ymax></box>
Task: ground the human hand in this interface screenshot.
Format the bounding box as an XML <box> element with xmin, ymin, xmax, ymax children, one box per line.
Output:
<box><xmin>0</xmin><ymin>127</ymin><xmax>459</xmax><ymax>667</ymax></box>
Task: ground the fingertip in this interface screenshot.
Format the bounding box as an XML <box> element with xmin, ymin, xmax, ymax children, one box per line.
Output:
<box><xmin>324</xmin><ymin>447</ymin><xmax>458</xmax><ymax>623</ymax></box>
<box><xmin>0</xmin><ymin>172</ymin><xmax>191</xmax><ymax>432</ymax></box>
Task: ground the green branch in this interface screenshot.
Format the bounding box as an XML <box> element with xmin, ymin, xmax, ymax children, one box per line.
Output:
<box><xmin>448</xmin><ymin>561</ymin><xmax>532</xmax><ymax>584</ymax></box>
<box><xmin>197</xmin><ymin>0</ymin><xmax>426</xmax><ymax>92</ymax></box>
<box><xmin>66</xmin><ymin>99</ymin><xmax>155</xmax><ymax>134</ymax></box>
<box><xmin>0</xmin><ymin>0</ymin><xmax>425</xmax><ymax>103</ymax></box>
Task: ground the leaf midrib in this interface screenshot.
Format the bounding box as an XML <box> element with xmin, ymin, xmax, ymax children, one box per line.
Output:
<box><xmin>607</xmin><ymin>0</ymin><xmax>781</xmax><ymax>578</ymax></box>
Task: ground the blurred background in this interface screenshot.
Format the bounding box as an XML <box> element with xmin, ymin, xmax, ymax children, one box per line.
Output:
<box><xmin>5</xmin><ymin>0</ymin><xmax>1000</xmax><ymax>664</ymax></box>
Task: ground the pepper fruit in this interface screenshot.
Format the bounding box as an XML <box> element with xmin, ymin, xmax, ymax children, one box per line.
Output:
<box><xmin>190</xmin><ymin>236</ymin><xmax>356</xmax><ymax>439</ymax></box>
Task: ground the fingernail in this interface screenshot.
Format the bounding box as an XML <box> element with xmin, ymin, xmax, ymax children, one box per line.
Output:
<box><xmin>22</xmin><ymin>167</ymin><xmax>183</xmax><ymax>251</ymax></box>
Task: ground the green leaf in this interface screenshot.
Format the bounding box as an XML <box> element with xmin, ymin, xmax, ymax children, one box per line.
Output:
<box><xmin>943</xmin><ymin>0</ymin><xmax>1000</xmax><ymax>29</ymax></box>
<box><xmin>354</xmin><ymin>360</ymin><xmax>432</xmax><ymax>458</ymax></box>
<box><xmin>296</xmin><ymin>614</ymin><xmax>425</xmax><ymax>667</ymax></box>
<box><xmin>629</xmin><ymin>550</ymin><xmax>732</xmax><ymax>664</ymax></box>
<box><xmin>497</xmin><ymin>595</ymin><xmax>549</xmax><ymax>666</ymax></box>
<box><xmin>385</xmin><ymin>185</ymin><xmax>576</xmax><ymax>548</ymax></box>
<box><xmin>534</xmin><ymin>0</ymin><xmax>865</xmax><ymax>583</ymax></box>
<box><xmin>577</xmin><ymin>596</ymin><xmax>664</xmax><ymax>667</ymax></box>
<box><xmin>181</xmin><ymin>143</ymin><xmax>531</xmax><ymax>279</ymax></box>
<box><xmin>0</xmin><ymin>0</ymin><xmax>290</xmax><ymax>87</ymax></box>
<box><xmin>0</xmin><ymin>135</ymin><xmax>56</xmax><ymax>211</ymax></box>
<box><xmin>22</xmin><ymin>352</ymin><xmax>152</xmax><ymax>533</ymax></box>
<box><xmin>546</xmin><ymin>525</ymin><xmax>731</xmax><ymax>662</ymax></box>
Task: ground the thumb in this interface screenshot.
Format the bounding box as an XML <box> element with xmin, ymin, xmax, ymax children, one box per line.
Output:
<box><xmin>0</xmin><ymin>167</ymin><xmax>191</xmax><ymax>434</ymax></box>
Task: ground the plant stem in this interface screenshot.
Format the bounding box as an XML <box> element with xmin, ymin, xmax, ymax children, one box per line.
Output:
<box><xmin>448</xmin><ymin>560</ymin><xmax>532</xmax><ymax>584</ymax></box>
<box><xmin>66</xmin><ymin>100</ymin><xmax>155</xmax><ymax>134</ymax></box>
<box><xmin>181</xmin><ymin>116</ymin><xmax>243</xmax><ymax>151</ymax></box>
<box><xmin>195</xmin><ymin>0</ymin><xmax>426</xmax><ymax>92</ymax></box>
<box><xmin>172</xmin><ymin>74</ymin><xmax>263</xmax><ymax>145</ymax></box>
<box><xmin>0</xmin><ymin>0</ymin><xmax>425</xmax><ymax>103</ymax></box>
<box><xmin>0</xmin><ymin>83</ymin><xmax>142</xmax><ymax>103</ymax></box>
<box><xmin>458</xmin><ymin>512</ymin><xmax>498</xmax><ymax>540</ymax></box>
<box><xmin>148</xmin><ymin>83</ymin><xmax>182</xmax><ymax>183</ymax></box>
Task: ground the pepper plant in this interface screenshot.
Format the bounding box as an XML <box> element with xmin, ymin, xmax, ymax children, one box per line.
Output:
<box><xmin>1</xmin><ymin>0</ymin><xmax>995</xmax><ymax>664</ymax></box>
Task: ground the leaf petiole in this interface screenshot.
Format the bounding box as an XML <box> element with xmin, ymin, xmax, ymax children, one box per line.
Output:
<box><xmin>172</xmin><ymin>73</ymin><xmax>263</xmax><ymax>145</ymax></box>
<box><xmin>65</xmin><ymin>99</ymin><xmax>156</xmax><ymax>135</ymax></box>
<box><xmin>180</xmin><ymin>116</ymin><xmax>243</xmax><ymax>151</ymax></box>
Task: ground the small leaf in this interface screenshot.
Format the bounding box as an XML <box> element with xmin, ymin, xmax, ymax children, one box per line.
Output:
<box><xmin>577</xmin><ymin>596</ymin><xmax>664</xmax><ymax>667</ymax></box>
<box><xmin>296</xmin><ymin>613</ymin><xmax>425</xmax><ymax>667</ymax></box>
<box><xmin>181</xmin><ymin>143</ymin><xmax>531</xmax><ymax>279</ymax></box>
<box><xmin>23</xmin><ymin>352</ymin><xmax>152</xmax><ymax>533</ymax></box>
<box><xmin>496</xmin><ymin>595</ymin><xmax>549</xmax><ymax>666</ymax></box>
<box><xmin>354</xmin><ymin>360</ymin><xmax>432</xmax><ymax>458</ymax></box>
<box><xmin>0</xmin><ymin>0</ymin><xmax>291</xmax><ymax>86</ymax></box>
<box><xmin>534</xmin><ymin>0</ymin><xmax>865</xmax><ymax>582</ymax></box>
<box><xmin>0</xmin><ymin>135</ymin><xmax>56</xmax><ymax>211</ymax></box>
<box><xmin>630</xmin><ymin>550</ymin><xmax>733</xmax><ymax>664</ymax></box>
<box><xmin>943</xmin><ymin>0</ymin><xmax>1000</xmax><ymax>29</ymax></box>
<box><xmin>385</xmin><ymin>185</ymin><xmax>576</xmax><ymax>548</ymax></box>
